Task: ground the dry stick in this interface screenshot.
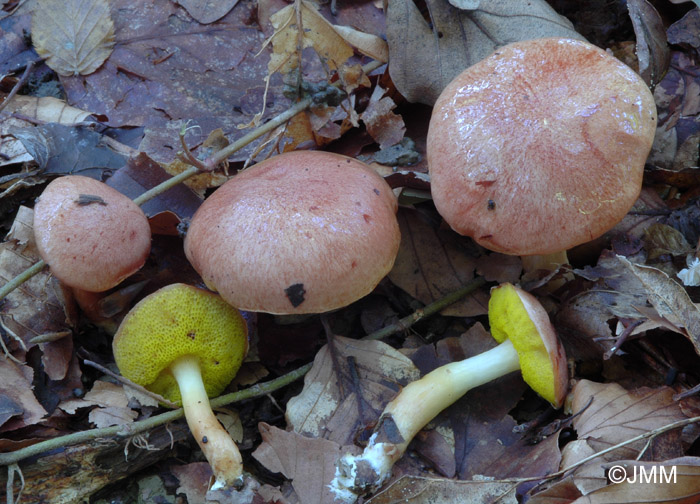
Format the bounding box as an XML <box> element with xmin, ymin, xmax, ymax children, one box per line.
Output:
<box><xmin>0</xmin><ymin>362</ymin><xmax>312</xmax><ymax>467</ymax></box>
<box><xmin>363</xmin><ymin>276</ymin><xmax>487</xmax><ymax>341</ymax></box>
<box><xmin>0</xmin><ymin>279</ymin><xmax>481</xmax><ymax>467</ymax></box>
<box><xmin>0</xmin><ymin>62</ymin><xmax>34</xmax><ymax>114</ymax></box>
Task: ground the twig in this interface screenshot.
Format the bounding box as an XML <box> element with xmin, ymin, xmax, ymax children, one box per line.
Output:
<box><xmin>0</xmin><ymin>362</ymin><xmax>312</xmax><ymax>467</ymax></box>
<box><xmin>363</xmin><ymin>276</ymin><xmax>487</xmax><ymax>341</ymax></box>
<box><xmin>0</xmin><ymin>260</ymin><xmax>46</xmax><ymax>303</ymax></box>
<box><xmin>82</xmin><ymin>359</ymin><xmax>179</xmax><ymax>408</ymax></box>
<box><xmin>0</xmin><ymin>62</ymin><xmax>34</xmax><ymax>114</ymax></box>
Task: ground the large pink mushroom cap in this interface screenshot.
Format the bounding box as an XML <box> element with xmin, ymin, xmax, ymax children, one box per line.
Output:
<box><xmin>427</xmin><ymin>38</ymin><xmax>657</xmax><ymax>256</ymax></box>
<box><xmin>33</xmin><ymin>175</ymin><xmax>152</xmax><ymax>292</ymax></box>
<box><xmin>184</xmin><ymin>151</ymin><xmax>400</xmax><ymax>314</ymax></box>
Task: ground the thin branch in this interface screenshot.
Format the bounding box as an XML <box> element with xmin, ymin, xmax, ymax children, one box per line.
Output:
<box><xmin>0</xmin><ymin>362</ymin><xmax>312</xmax><ymax>467</ymax></box>
<box><xmin>363</xmin><ymin>276</ymin><xmax>487</xmax><ymax>341</ymax></box>
<box><xmin>0</xmin><ymin>62</ymin><xmax>34</xmax><ymax>114</ymax></box>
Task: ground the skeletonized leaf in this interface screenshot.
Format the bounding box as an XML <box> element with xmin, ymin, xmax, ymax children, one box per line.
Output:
<box><xmin>31</xmin><ymin>0</ymin><xmax>115</xmax><ymax>76</ymax></box>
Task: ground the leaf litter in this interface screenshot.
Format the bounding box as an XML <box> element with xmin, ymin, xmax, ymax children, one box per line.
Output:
<box><xmin>4</xmin><ymin>0</ymin><xmax>700</xmax><ymax>503</ymax></box>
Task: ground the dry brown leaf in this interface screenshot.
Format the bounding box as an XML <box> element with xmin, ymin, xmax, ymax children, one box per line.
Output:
<box><xmin>268</xmin><ymin>0</ymin><xmax>354</xmax><ymax>76</ymax></box>
<box><xmin>31</xmin><ymin>0</ymin><xmax>115</xmax><ymax>76</ymax></box>
<box><xmin>332</xmin><ymin>24</ymin><xmax>388</xmax><ymax>63</ymax></box>
<box><xmin>386</xmin><ymin>0</ymin><xmax>583</xmax><ymax>105</ymax></box>
<box><xmin>0</xmin><ymin>358</ymin><xmax>47</xmax><ymax>432</ymax></box>
<box><xmin>388</xmin><ymin>208</ymin><xmax>488</xmax><ymax>317</ymax></box>
<box><xmin>617</xmin><ymin>255</ymin><xmax>700</xmax><ymax>356</ymax></box>
<box><xmin>4</xmin><ymin>96</ymin><xmax>93</xmax><ymax>125</ymax></box>
<box><xmin>361</xmin><ymin>86</ymin><xmax>406</xmax><ymax>149</ymax></box>
<box><xmin>177</xmin><ymin>0</ymin><xmax>239</xmax><ymax>24</ymax></box>
<box><xmin>367</xmin><ymin>476</ymin><xmax>518</xmax><ymax>503</ymax></box>
<box><xmin>573</xmin><ymin>458</ymin><xmax>700</xmax><ymax>504</ymax></box>
<box><xmin>627</xmin><ymin>0</ymin><xmax>670</xmax><ymax>88</ymax></box>
<box><xmin>285</xmin><ymin>335</ymin><xmax>419</xmax><ymax>443</ymax></box>
<box><xmin>0</xmin><ymin>207</ymin><xmax>76</xmax><ymax>376</ymax></box>
<box><xmin>172</xmin><ymin>462</ymin><xmax>213</xmax><ymax>503</ymax></box>
<box><xmin>561</xmin><ymin>380</ymin><xmax>687</xmax><ymax>495</ymax></box>
<box><xmin>253</xmin><ymin>423</ymin><xmax>349</xmax><ymax>504</ymax></box>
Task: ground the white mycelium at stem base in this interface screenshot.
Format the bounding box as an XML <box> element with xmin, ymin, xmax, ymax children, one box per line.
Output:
<box><xmin>330</xmin><ymin>339</ymin><xmax>521</xmax><ymax>501</ymax></box>
<box><xmin>171</xmin><ymin>355</ymin><xmax>244</xmax><ymax>490</ymax></box>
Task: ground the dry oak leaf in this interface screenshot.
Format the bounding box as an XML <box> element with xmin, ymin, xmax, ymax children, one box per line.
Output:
<box><xmin>31</xmin><ymin>0</ymin><xmax>115</xmax><ymax>76</ymax></box>
<box><xmin>386</xmin><ymin>0</ymin><xmax>583</xmax><ymax>105</ymax></box>
<box><xmin>561</xmin><ymin>380</ymin><xmax>688</xmax><ymax>496</ymax></box>
<box><xmin>3</xmin><ymin>96</ymin><xmax>93</xmax><ymax>125</ymax></box>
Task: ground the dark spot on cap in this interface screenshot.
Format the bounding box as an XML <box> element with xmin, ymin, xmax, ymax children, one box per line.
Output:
<box><xmin>202</xmin><ymin>436</ymin><xmax>208</xmax><ymax>444</ymax></box>
<box><xmin>187</xmin><ymin>332</ymin><xmax>196</xmax><ymax>340</ymax></box>
<box><xmin>363</xmin><ymin>214</ymin><xmax>372</xmax><ymax>223</ymax></box>
<box><xmin>480</xmin><ymin>234</ymin><xmax>493</xmax><ymax>239</ymax></box>
<box><xmin>373</xmin><ymin>188</ymin><xmax>380</xmax><ymax>195</ymax></box>
<box><xmin>285</xmin><ymin>283</ymin><xmax>306</xmax><ymax>308</ymax></box>
<box><xmin>487</xmin><ymin>199</ymin><xmax>495</xmax><ymax>210</ymax></box>
<box><xmin>351</xmin><ymin>260</ymin><xmax>357</xmax><ymax>268</ymax></box>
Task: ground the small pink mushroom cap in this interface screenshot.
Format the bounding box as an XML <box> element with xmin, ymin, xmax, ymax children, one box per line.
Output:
<box><xmin>184</xmin><ymin>151</ymin><xmax>400</xmax><ymax>314</ymax></box>
<box><xmin>427</xmin><ymin>38</ymin><xmax>658</xmax><ymax>255</ymax></box>
<box><xmin>33</xmin><ymin>175</ymin><xmax>151</xmax><ymax>292</ymax></box>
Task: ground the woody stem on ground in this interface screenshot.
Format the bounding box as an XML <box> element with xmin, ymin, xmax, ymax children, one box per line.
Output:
<box><xmin>0</xmin><ymin>281</ymin><xmax>480</xmax><ymax>467</ymax></box>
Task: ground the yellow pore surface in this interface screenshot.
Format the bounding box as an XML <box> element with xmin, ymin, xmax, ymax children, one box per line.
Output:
<box><xmin>113</xmin><ymin>284</ymin><xmax>248</xmax><ymax>404</ymax></box>
<box><xmin>488</xmin><ymin>283</ymin><xmax>557</xmax><ymax>405</ymax></box>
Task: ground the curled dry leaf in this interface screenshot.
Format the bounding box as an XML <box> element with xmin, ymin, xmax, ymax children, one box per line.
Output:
<box><xmin>60</xmin><ymin>381</ymin><xmax>137</xmax><ymax>428</ymax></box>
<box><xmin>31</xmin><ymin>0</ymin><xmax>115</xmax><ymax>76</ymax></box>
<box><xmin>627</xmin><ymin>0</ymin><xmax>670</xmax><ymax>88</ymax></box>
<box><xmin>3</xmin><ymin>96</ymin><xmax>93</xmax><ymax>125</ymax></box>
<box><xmin>386</xmin><ymin>0</ymin><xmax>583</xmax><ymax>105</ymax></box>
<box><xmin>361</xmin><ymin>86</ymin><xmax>406</xmax><ymax>149</ymax></box>
<box><xmin>388</xmin><ymin>208</ymin><xmax>488</xmax><ymax>317</ymax></box>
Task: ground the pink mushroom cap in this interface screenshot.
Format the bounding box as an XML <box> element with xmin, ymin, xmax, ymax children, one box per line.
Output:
<box><xmin>427</xmin><ymin>38</ymin><xmax>657</xmax><ymax>256</ymax></box>
<box><xmin>184</xmin><ymin>151</ymin><xmax>400</xmax><ymax>314</ymax></box>
<box><xmin>33</xmin><ymin>175</ymin><xmax>151</xmax><ymax>292</ymax></box>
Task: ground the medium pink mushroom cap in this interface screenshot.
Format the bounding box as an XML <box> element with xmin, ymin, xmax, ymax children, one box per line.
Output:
<box><xmin>184</xmin><ymin>151</ymin><xmax>400</xmax><ymax>314</ymax></box>
<box><xmin>427</xmin><ymin>38</ymin><xmax>657</xmax><ymax>255</ymax></box>
<box><xmin>33</xmin><ymin>175</ymin><xmax>151</xmax><ymax>292</ymax></box>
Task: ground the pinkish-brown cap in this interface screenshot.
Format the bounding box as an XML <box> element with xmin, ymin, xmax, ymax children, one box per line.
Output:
<box><xmin>33</xmin><ymin>175</ymin><xmax>151</xmax><ymax>292</ymax></box>
<box><xmin>184</xmin><ymin>151</ymin><xmax>400</xmax><ymax>314</ymax></box>
<box><xmin>427</xmin><ymin>38</ymin><xmax>657</xmax><ymax>256</ymax></box>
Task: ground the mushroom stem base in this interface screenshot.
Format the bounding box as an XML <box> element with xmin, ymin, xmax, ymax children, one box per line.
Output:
<box><xmin>171</xmin><ymin>355</ymin><xmax>243</xmax><ymax>490</ymax></box>
<box><xmin>330</xmin><ymin>339</ymin><xmax>521</xmax><ymax>502</ymax></box>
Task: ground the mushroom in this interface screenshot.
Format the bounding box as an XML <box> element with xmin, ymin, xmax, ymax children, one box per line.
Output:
<box><xmin>331</xmin><ymin>283</ymin><xmax>568</xmax><ymax>502</ymax></box>
<box><xmin>112</xmin><ymin>283</ymin><xmax>249</xmax><ymax>489</ymax></box>
<box><xmin>33</xmin><ymin>175</ymin><xmax>151</xmax><ymax>315</ymax></box>
<box><xmin>184</xmin><ymin>150</ymin><xmax>400</xmax><ymax>314</ymax></box>
<box><xmin>427</xmin><ymin>38</ymin><xmax>657</xmax><ymax>261</ymax></box>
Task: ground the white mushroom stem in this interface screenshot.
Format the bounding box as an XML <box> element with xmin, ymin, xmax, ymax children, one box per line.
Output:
<box><xmin>330</xmin><ymin>339</ymin><xmax>521</xmax><ymax>503</ymax></box>
<box><xmin>170</xmin><ymin>355</ymin><xmax>244</xmax><ymax>490</ymax></box>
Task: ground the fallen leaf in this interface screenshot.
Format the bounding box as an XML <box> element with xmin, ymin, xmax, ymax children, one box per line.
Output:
<box><xmin>31</xmin><ymin>0</ymin><xmax>115</xmax><ymax>76</ymax></box>
<box><xmin>13</xmin><ymin>123</ymin><xmax>127</xmax><ymax>179</ymax></box>
<box><xmin>176</xmin><ymin>0</ymin><xmax>239</xmax><ymax>24</ymax></box>
<box><xmin>360</xmin><ymin>86</ymin><xmax>406</xmax><ymax>149</ymax></box>
<box><xmin>386</xmin><ymin>0</ymin><xmax>583</xmax><ymax>105</ymax></box>
<box><xmin>367</xmin><ymin>476</ymin><xmax>518</xmax><ymax>504</ymax></box>
<box><xmin>0</xmin><ymin>358</ymin><xmax>47</xmax><ymax>432</ymax></box>
<box><xmin>573</xmin><ymin>457</ymin><xmax>700</xmax><ymax>504</ymax></box>
<box><xmin>253</xmin><ymin>423</ymin><xmax>349</xmax><ymax>504</ymax></box>
<box><xmin>172</xmin><ymin>462</ymin><xmax>212</xmax><ymax>504</ymax></box>
<box><xmin>627</xmin><ymin>0</ymin><xmax>670</xmax><ymax>88</ymax></box>
<box><xmin>0</xmin><ymin>395</ymin><xmax>23</xmax><ymax>429</ymax></box>
<box><xmin>388</xmin><ymin>208</ymin><xmax>488</xmax><ymax>317</ymax></box>
<box><xmin>285</xmin><ymin>335</ymin><xmax>419</xmax><ymax>443</ymax></box>
<box><xmin>3</xmin><ymin>96</ymin><xmax>93</xmax><ymax>124</ymax></box>
<box><xmin>561</xmin><ymin>380</ymin><xmax>688</xmax><ymax>494</ymax></box>
<box><xmin>617</xmin><ymin>255</ymin><xmax>700</xmax><ymax>356</ymax></box>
